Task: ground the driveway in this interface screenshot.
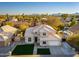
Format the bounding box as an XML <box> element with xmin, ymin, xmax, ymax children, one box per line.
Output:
<box><xmin>0</xmin><ymin>41</ymin><xmax>76</xmax><ymax>57</ymax></box>
<box><xmin>49</xmin><ymin>42</ymin><xmax>76</xmax><ymax>57</ymax></box>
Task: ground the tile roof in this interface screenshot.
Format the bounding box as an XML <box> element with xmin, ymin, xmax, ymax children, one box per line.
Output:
<box><xmin>1</xmin><ymin>25</ymin><xmax>18</xmax><ymax>34</ymax></box>
<box><xmin>25</xmin><ymin>24</ymin><xmax>61</xmax><ymax>40</ymax></box>
<box><xmin>69</xmin><ymin>24</ymin><xmax>79</xmax><ymax>33</ymax></box>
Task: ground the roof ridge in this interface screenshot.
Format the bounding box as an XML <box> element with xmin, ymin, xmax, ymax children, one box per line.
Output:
<box><xmin>48</xmin><ymin>32</ymin><xmax>61</xmax><ymax>40</ymax></box>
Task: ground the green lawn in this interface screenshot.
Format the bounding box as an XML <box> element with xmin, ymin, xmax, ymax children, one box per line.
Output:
<box><xmin>12</xmin><ymin>44</ymin><xmax>34</xmax><ymax>55</ymax></box>
<box><xmin>37</xmin><ymin>48</ymin><xmax>50</xmax><ymax>55</ymax></box>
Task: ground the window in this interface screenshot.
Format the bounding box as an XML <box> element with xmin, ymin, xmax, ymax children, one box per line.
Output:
<box><xmin>28</xmin><ymin>37</ymin><xmax>31</xmax><ymax>42</ymax></box>
<box><xmin>43</xmin><ymin>32</ymin><xmax>46</xmax><ymax>36</ymax></box>
<box><xmin>43</xmin><ymin>41</ymin><xmax>46</xmax><ymax>44</ymax></box>
<box><xmin>35</xmin><ymin>32</ymin><xmax>37</xmax><ymax>34</ymax></box>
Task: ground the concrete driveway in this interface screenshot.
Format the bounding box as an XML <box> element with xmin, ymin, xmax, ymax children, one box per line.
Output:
<box><xmin>0</xmin><ymin>41</ymin><xmax>76</xmax><ymax>57</ymax></box>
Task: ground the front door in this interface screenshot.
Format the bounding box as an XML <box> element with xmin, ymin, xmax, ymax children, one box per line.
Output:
<box><xmin>62</xmin><ymin>38</ymin><xmax>66</xmax><ymax>42</ymax></box>
<box><xmin>35</xmin><ymin>37</ymin><xmax>38</xmax><ymax>43</ymax></box>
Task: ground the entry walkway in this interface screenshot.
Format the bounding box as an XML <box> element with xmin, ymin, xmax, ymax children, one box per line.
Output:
<box><xmin>33</xmin><ymin>43</ymin><xmax>37</xmax><ymax>55</ymax></box>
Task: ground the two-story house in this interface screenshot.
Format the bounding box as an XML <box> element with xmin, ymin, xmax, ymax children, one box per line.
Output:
<box><xmin>25</xmin><ymin>24</ymin><xmax>62</xmax><ymax>46</ymax></box>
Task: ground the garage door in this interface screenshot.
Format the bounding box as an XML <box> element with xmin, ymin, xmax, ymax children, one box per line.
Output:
<box><xmin>48</xmin><ymin>40</ymin><xmax>61</xmax><ymax>46</ymax></box>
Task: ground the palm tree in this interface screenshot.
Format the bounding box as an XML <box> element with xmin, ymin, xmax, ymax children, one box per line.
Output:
<box><xmin>22</xmin><ymin>13</ymin><xmax>25</xmax><ymax>21</ymax></box>
<box><xmin>6</xmin><ymin>13</ymin><xmax>9</xmax><ymax>21</ymax></box>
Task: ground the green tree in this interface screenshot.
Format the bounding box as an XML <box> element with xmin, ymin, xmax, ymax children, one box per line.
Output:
<box><xmin>46</xmin><ymin>16</ymin><xmax>64</xmax><ymax>31</ymax></box>
<box><xmin>67</xmin><ymin>34</ymin><xmax>79</xmax><ymax>46</ymax></box>
<box><xmin>19</xmin><ymin>23</ymin><xmax>29</xmax><ymax>31</ymax></box>
<box><xmin>58</xmin><ymin>25</ymin><xmax>64</xmax><ymax>30</ymax></box>
<box><xmin>6</xmin><ymin>22</ymin><xmax>14</xmax><ymax>26</ymax></box>
<box><xmin>61</xmin><ymin>14</ymin><xmax>69</xmax><ymax>20</ymax></box>
<box><xmin>69</xmin><ymin>18</ymin><xmax>77</xmax><ymax>27</ymax></box>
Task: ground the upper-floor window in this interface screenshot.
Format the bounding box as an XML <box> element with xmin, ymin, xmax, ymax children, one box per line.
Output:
<box><xmin>43</xmin><ymin>32</ymin><xmax>46</xmax><ymax>36</ymax></box>
<box><xmin>43</xmin><ymin>41</ymin><xmax>46</xmax><ymax>44</ymax></box>
<box><xmin>35</xmin><ymin>32</ymin><xmax>37</xmax><ymax>34</ymax></box>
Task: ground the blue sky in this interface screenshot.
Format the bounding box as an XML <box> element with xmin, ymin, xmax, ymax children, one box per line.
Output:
<box><xmin>0</xmin><ymin>2</ymin><xmax>79</xmax><ymax>15</ymax></box>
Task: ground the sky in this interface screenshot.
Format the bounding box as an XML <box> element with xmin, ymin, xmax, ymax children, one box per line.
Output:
<box><xmin>0</xmin><ymin>2</ymin><xmax>79</xmax><ymax>15</ymax></box>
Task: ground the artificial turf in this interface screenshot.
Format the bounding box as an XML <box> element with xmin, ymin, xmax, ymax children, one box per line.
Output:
<box><xmin>12</xmin><ymin>44</ymin><xmax>34</xmax><ymax>55</ymax></box>
<box><xmin>37</xmin><ymin>48</ymin><xmax>50</xmax><ymax>55</ymax></box>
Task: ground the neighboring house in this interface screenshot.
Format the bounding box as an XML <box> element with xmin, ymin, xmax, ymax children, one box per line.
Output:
<box><xmin>65</xmin><ymin>17</ymin><xmax>72</xmax><ymax>22</ymax></box>
<box><xmin>25</xmin><ymin>24</ymin><xmax>62</xmax><ymax>46</ymax></box>
<box><xmin>14</xmin><ymin>34</ymin><xmax>21</xmax><ymax>41</ymax></box>
<box><xmin>1</xmin><ymin>25</ymin><xmax>18</xmax><ymax>34</ymax></box>
<box><xmin>52</xmin><ymin>13</ymin><xmax>62</xmax><ymax>17</ymax></box>
<box><xmin>11</xmin><ymin>18</ymin><xmax>18</xmax><ymax>22</ymax></box>
<box><xmin>5</xmin><ymin>21</ymin><xmax>29</xmax><ymax>28</ymax></box>
<box><xmin>61</xmin><ymin>17</ymin><xmax>72</xmax><ymax>24</ymax></box>
<box><xmin>61</xmin><ymin>17</ymin><xmax>78</xmax><ymax>24</ymax></box>
<box><xmin>0</xmin><ymin>32</ymin><xmax>13</xmax><ymax>46</ymax></box>
<box><xmin>69</xmin><ymin>24</ymin><xmax>79</xmax><ymax>34</ymax></box>
<box><xmin>11</xmin><ymin>17</ymin><xmax>18</xmax><ymax>22</ymax></box>
<box><xmin>41</xmin><ymin>18</ymin><xmax>47</xmax><ymax>21</ymax></box>
<box><xmin>59</xmin><ymin>30</ymin><xmax>73</xmax><ymax>40</ymax></box>
<box><xmin>6</xmin><ymin>16</ymin><xmax>18</xmax><ymax>22</ymax></box>
<box><xmin>0</xmin><ymin>25</ymin><xmax>19</xmax><ymax>46</ymax></box>
<box><xmin>0</xmin><ymin>35</ymin><xmax>9</xmax><ymax>46</ymax></box>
